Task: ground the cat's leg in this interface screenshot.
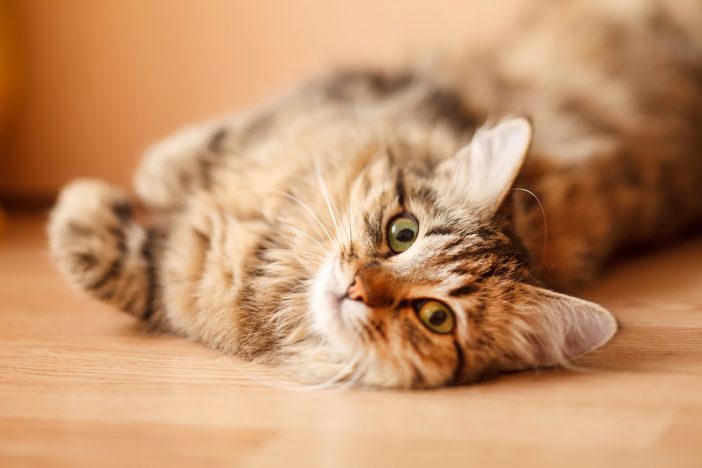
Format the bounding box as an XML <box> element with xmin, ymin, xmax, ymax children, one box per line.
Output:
<box><xmin>134</xmin><ymin>118</ymin><xmax>239</xmax><ymax>211</ymax></box>
<box><xmin>48</xmin><ymin>179</ymin><xmax>163</xmax><ymax>324</ymax></box>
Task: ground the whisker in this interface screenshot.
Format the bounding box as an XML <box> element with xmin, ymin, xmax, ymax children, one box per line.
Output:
<box><xmin>286</xmin><ymin>353</ymin><xmax>362</xmax><ymax>392</ymax></box>
<box><xmin>285</xmin><ymin>224</ymin><xmax>328</xmax><ymax>254</ymax></box>
<box><xmin>292</xmin><ymin>250</ymin><xmax>328</xmax><ymax>266</ymax></box>
<box><xmin>254</xmin><ymin>188</ymin><xmax>337</xmax><ymax>246</ymax></box>
<box><xmin>341</xmin><ymin>163</ymin><xmax>354</xmax><ymax>247</ymax></box>
<box><xmin>313</xmin><ymin>159</ymin><xmax>340</xmax><ymax>235</ymax></box>
<box><xmin>313</xmin><ymin>157</ymin><xmax>349</xmax><ymax>246</ymax></box>
<box><xmin>512</xmin><ymin>187</ymin><xmax>548</xmax><ymax>269</ymax></box>
<box><xmin>248</xmin><ymin>204</ymin><xmax>328</xmax><ymax>265</ymax></box>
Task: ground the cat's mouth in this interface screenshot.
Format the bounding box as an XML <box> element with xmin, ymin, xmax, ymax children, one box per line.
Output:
<box><xmin>310</xmin><ymin>257</ymin><xmax>368</xmax><ymax>344</ymax></box>
<box><xmin>313</xmin><ymin>259</ymin><xmax>349</xmax><ymax>307</ymax></box>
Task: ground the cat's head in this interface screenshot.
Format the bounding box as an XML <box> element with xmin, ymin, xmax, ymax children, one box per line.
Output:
<box><xmin>310</xmin><ymin>118</ymin><xmax>617</xmax><ymax>388</ymax></box>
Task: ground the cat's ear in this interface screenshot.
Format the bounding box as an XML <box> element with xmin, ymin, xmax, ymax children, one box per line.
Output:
<box><xmin>438</xmin><ymin>118</ymin><xmax>532</xmax><ymax>215</ymax></box>
<box><xmin>519</xmin><ymin>285</ymin><xmax>618</xmax><ymax>366</ymax></box>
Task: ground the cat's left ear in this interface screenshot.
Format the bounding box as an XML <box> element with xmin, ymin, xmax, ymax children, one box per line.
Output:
<box><xmin>438</xmin><ymin>118</ymin><xmax>532</xmax><ymax>215</ymax></box>
<box><xmin>520</xmin><ymin>285</ymin><xmax>618</xmax><ymax>366</ymax></box>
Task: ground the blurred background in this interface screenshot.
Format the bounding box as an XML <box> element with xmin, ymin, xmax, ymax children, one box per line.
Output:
<box><xmin>0</xmin><ymin>0</ymin><xmax>530</xmax><ymax>207</ymax></box>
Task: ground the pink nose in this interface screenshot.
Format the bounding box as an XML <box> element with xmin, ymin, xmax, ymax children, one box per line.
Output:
<box><xmin>345</xmin><ymin>263</ymin><xmax>395</xmax><ymax>308</ymax></box>
<box><xmin>346</xmin><ymin>277</ymin><xmax>366</xmax><ymax>303</ymax></box>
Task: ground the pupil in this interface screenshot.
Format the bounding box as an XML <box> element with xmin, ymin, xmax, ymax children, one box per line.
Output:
<box><xmin>396</xmin><ymin>228</ymin><xmax>415</xmax><ymax>242</ymax></box>
<box><xmin>429</xmin><ymin>310</ymin><xmax>446</xmax><ymax>326</ymax></box>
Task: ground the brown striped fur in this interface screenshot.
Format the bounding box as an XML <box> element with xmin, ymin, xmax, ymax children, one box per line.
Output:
<box><xmin>49</xmin><ymin>0</ymin><xmax>702</xmax><ymax>388</ymax></box>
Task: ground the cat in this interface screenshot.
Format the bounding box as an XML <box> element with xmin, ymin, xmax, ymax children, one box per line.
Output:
<box><xmin>48</xmin><ymin>0</ymin><xmax>702</xmax><ymax>388</ymax></box>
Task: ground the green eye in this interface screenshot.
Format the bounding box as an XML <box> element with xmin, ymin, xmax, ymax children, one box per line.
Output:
<box><xmin>387</xmin><ymin>214</ymin><xmax>418</xmax><ymax>253</ymax></box>
<box><xmin>417</xmin><ymin>300</ymin><xmax>455</xmax><ymax>334</ymax></box>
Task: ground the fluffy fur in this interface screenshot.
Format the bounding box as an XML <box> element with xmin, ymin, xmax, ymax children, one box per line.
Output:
<box><xmin>49</xmin><ymin>0</ymin><xmax>702</xmax><ymax>388</ymax></box>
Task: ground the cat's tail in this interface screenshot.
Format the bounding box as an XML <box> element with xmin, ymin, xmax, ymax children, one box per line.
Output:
<box><xmin>48</xmin><ymin>179</ymin><xmax>159</xmax><ymax>321</ymax></box>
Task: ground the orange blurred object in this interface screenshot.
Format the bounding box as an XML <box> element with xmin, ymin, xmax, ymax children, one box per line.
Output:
<box><xmin>0</xmin><ymin>0</ymin><xmax>528</xmax><ymax>201</ymax></box>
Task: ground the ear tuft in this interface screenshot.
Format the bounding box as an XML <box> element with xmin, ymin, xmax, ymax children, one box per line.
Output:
<box><xmin>483</xmin><ymin>117</ymin><xmax>533</xmax><ymax>164</ymax></box>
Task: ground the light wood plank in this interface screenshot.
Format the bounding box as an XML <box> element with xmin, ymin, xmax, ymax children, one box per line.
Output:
<box><xmin>1</xmin><ymin>213</ymin><xmax>701</xmax><ymax>468</ymax></box>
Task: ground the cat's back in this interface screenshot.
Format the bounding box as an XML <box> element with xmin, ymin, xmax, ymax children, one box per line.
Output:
<box><xmin>432</xmin><ymin>0</ymin><xmax>702</xmax><ymax>161</ymax></box>
<box><xmin>414</xmin><ymin>0</ymin><xmax>702</xmax><ymax>285</ymax></box>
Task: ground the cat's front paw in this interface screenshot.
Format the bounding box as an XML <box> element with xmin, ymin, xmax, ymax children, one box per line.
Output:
<box><xmin>48</xmin><ymin>179</ymin><xmax>150</xmax><ymax>316</ymax></box>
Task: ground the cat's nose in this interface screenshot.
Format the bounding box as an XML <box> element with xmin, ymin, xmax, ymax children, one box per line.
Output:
<box><xmin>345</xmin><ymin>263</ymin><xmax>395</xmax><ymax>308</ymax></box>
<box><xmin>346</xmin><ymin>277</ymin><xmax>366</xmax><ymax>303</ymax></box>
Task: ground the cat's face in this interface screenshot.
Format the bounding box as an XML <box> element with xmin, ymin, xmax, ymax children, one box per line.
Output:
<box><xmin>310</xmin><ymin>119</ymin><xmax>617</xmax><ymax>388</ymax></box>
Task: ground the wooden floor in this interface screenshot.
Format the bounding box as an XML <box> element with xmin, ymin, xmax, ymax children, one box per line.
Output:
<box><xmin>1</xmin><ymin>212</ymin><xmax>701</xmax><ymax>468</ymax></box>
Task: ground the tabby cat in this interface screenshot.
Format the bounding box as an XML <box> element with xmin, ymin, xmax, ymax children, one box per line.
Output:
<box><xmin>49</xmin><ymin>1</ymin><xmax>702</xmax><ymax>388</ymax></box>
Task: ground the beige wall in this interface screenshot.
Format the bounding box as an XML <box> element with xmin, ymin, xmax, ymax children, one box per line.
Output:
<box><xmin>0</xmin><ymin>0</ymin><xmax>527</xmax><ymax>199</ymax></box>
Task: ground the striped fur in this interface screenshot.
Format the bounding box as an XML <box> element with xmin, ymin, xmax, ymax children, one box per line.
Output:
<box><xmin>49</xmin><ymin>0</ymin><xmax>702</xmax><ymax>388</ymax></box>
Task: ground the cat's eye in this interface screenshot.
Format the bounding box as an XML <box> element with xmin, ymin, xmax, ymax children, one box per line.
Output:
<box><xmin>387</xmin><ymin>214</ymin><xmax>418</xmax><ymax>253</ymax></box>
<box><xmin>417</xmin><ymin>300</ymin><xmax>455</xmax><ymax>334</ymax></box>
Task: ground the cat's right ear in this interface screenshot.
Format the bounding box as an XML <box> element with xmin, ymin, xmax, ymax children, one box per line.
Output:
<box><xmin>437</xmin><ymin>118</ymin><xmax>532</xmax><ymax>216</ymax></box>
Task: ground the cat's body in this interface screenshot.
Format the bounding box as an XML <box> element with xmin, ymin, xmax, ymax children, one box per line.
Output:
<box><xmin>49</xmin><ymin>1</ymin><xmax>702</xmax><ymax>388</ymax></box>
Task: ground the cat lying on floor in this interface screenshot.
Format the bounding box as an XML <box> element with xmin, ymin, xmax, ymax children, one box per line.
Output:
<box><xmin>49</xmin><ymin>1</ymin><xmax>702</xmax><ymax>388</ymax></box>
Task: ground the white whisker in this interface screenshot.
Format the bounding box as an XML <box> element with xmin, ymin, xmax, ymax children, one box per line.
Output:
<box><xmin>343</xmin><ymin>165</ymin><xmax>354</xmax><ymax>245</ymax></box>
<box><xmin>255</xmin><ymin>188</ymin><xmax>337</xmax><ymax>246</ymax></box>
<box><xmin>313</xmin><ymin>157</ymin><xmax>349</xmax><ymax>246</ymax></box>
<box><xmin>313</xmin><ymin>159</ymin><xmax>340</xmax><ymax>234</ymax></box>
<box><xmin>512</xmin><ymin>187</ymin><xmax>548</xmax><ymax>268</ymax></box>
<box><xmin>285</xmin><ymin>224</ymin><xmax>327</xmax><ymax>254</ymax></box>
